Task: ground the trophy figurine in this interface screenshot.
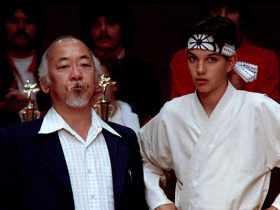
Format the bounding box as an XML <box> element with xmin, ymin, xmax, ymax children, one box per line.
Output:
<box><xmin>19</xmin><ymin>80</ymin><xmax>41</xmax><ymax>122</ymax></box>
<box><xmin>94</xmin><ymin>74</ymin><xmax>116</xmax><ymax>121</ymax></box>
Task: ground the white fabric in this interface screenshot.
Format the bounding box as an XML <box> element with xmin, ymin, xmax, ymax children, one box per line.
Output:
<box><xmin>11</xmin><ymin>56</ymin><xmax>36</xmax><ymax>91</ymax></box>
<box><xmin>273</xmin><ymin>195</ymin><xmax>280</xmax><ymax>209</ymax></box>
<box><xmin>11</xmin><ymin>56</ymin><xmax>37</xmax><ymax>105</ymax></box>
<box><xmin>39</xmin><ymin>108</ymin><xmax>121</xmax><ymax>210</ymax></box>
<box><xmin>234</xmin><ymin>61</ymin><xmax>258</xmax><ymax>82</ymax></box>
<box><xmin>139</xmin><ymin>82</ymin><xmax>280</xmax><ymax>210</ymax></box>
<box><xmin>109</xmin><ymin>100</ymin><xmax>140</xmax><ymax>134</ymax></box>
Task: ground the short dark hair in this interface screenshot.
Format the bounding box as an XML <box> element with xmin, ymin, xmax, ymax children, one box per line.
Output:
<box><xmin>79</xmin><ymin>4</ymin><xmax>134</xmax><ymax>49</ymax></box>
<box><xmin>188</xmin><ymin>16</ymin><xmax>239</xmax><ymax>51</ymax></box>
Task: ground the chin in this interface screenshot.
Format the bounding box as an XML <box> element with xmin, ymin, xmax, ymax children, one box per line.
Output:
<box><xmin>66</xmin><ymin>97</ymin><xmax>89</xmax><ymax>108</ymax></box>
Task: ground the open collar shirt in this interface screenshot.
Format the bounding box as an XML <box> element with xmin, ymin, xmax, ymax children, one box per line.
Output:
<box><xmin>39</xmin><ymin>107</ymin><xmax>120</xmax><ymax>210</ymax></box>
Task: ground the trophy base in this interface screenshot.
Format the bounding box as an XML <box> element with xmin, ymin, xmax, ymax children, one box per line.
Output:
<box><xmin>19</xmin><ymin>107</ymin><xmax>41</xmax><ymax>122</ymax></box>
<box><xmin>93</xmin><ymin>101</ymin><xmax>111</xmax><ymax>121</ymax></box>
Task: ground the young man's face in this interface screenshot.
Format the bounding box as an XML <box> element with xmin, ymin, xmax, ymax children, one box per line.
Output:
<box><xmin>40</xmin><ymin>38</ymin><xmax>96</xmax><ymax>109</ymax></box>
<box><xmin>187</xmin><ymin>49</ymin><xmax>234</xmax><ymax>95</ymax></box>
<box><xmin>5</xmin><ymin>9</ymin><xmax>38</xmax><ymax>49</ymax></box>
<box><xmin>90</xmin><ymin>16</ymin><xmax>122</xmax><ymax>50</ymax></box>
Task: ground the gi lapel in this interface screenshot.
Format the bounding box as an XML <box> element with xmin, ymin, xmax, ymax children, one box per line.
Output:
<box><xmin>103</xmin><ymin>128</ymin><xmax>129</xmax><ymax>209</ymax></box>
<box><xmin>34</xmin><ymin>132</ymin><xmax>72</xmax><ymax>194</ymax></box>
<box><xmin>185</xmin><ymin>83</ymin><xmax>238</xmax><ymax>192</ymax></box>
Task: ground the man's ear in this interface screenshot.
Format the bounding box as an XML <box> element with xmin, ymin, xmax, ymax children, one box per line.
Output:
<box><xmin>227</xmin><ymin>54</ymin><xmax>238</xmax><ymax>73</ymax></box>
<box><xmin>39</xmin><ymin>77</ymin><xmax>50</xmax><ymax>94</ymax></box>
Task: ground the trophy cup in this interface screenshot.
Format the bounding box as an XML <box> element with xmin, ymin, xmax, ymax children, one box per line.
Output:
<box><xmin>93</xmin><ymin>74</ymin><xmax>116</xmax><ymax>121</ymax></box>
<box><xmin>19</xmin><ymin>80</ymin><xmax>41</xmax><ymax>122</ymax></box>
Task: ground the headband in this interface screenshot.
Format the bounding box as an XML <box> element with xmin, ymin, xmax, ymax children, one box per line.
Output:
<box><xmin>187</xmin><ymin>34</ymin><xmax>258</xmax><ymax>82</ymax></box>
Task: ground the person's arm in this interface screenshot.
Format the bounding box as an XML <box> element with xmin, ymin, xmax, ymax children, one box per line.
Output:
<box><xmin>139</xmin><ymin>114</ymin><xmax>175</xmax><ymax>210</ymax></box>
<box><xmin>128</xmin><ymin>128</ymin><xmax>149</xmax><ymax>210</ymax></box>
<box><xmin>266</xmin><ymin>207</ymin><xmax>279</xmax><ymax>210</ymax></box>
<box><xmin>155</xmin><ymin>203</ymin><xmax>177</xmax><ymax>210</ymax></box>
<box><xmin>0</xmin><ymin>88</ymin><xmax>28</xmax><ymax>112</ymax></box>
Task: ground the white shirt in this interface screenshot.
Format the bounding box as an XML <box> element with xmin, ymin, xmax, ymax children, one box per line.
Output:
<box><xmin>39</xmin><ymin>108</ymin><xmax>121</xmax><ymax>210</ymax></box>
<box><xmin>139</xmin><ymin>83</ymin><xmax>280</xmax><ymax>210</ymax></box>
<box><xmin>110</xmin><ymin>100</ymin><xmax>140</xmax><ymax>134</ymax></box>
<box><xmin>11</xmin><ymin>55</ymin><xmax>36</xmax><ymax>91</ymax></box>
<box><xmin>10</xmin><ymin>55</ymin><xmax>37</xmax><ymax>106</ymax></box>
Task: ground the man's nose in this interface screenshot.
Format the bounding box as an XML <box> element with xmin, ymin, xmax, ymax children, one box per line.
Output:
<box><xmin>197</xmin><ymin>61</ymin><xmax>206</xmax><ymax>74</ymax></box>
<box><xmin>70</xmin><ymin>66</ymin><xmax>83</xmax><ymax>80</ymax></box>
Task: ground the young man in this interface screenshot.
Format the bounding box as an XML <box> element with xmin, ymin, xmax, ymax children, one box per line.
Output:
<box><xmin>170</xmin><ymin>1</ymin><xmax>280</xmax><ymax>103</ymax></box>
<box><xmin>139</xmin><ymin>16</ymin><xmax>280</xmax><ymax>210</ymax></box>
<box><xmin>0</xmin><ymin>36</ymin><xmax>148</xmax><ymax>210</ymax></box>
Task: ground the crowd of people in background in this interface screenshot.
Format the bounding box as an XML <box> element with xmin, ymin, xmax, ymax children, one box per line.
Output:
<box><xmin>0</xmin><ymin>3</ymin><xmax>51</xmax><ymax>126</ymax></box>
<box><xmin>0</xmin><ymin>1</ymin><xmax>279</xmax><ymax>210</ymax></box>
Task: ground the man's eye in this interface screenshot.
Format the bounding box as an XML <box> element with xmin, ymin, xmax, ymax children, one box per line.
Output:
<box><xmin>57</xmin><ymin>65</ymin><xmax>70</xmax><ymax>71</ymax></box>
<box><xmin>208</xmin><ymin>57</ymin><xmax>217</xmax><ymax>62</ymax></box>
<box><xmin>81</xmin><ymin>63</ymin><xmax>91</xmax><ymax>68</ymax></box>
<box><xmin>188</xmin><ymin>56</ymin><xmax>197</xmax><ymax>62</ymax></box>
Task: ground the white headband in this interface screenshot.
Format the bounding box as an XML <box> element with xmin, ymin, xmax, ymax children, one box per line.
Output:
<box><xmin>187</xmin><ymin>34</ymin><xmax>258</xmax><ymax>82</ymax></box>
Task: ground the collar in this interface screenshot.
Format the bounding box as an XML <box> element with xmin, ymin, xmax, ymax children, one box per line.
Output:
<box><xmin>38</xmin><ymin>107</ymin><xmax>121</xmax><ymax>138</ymax></box>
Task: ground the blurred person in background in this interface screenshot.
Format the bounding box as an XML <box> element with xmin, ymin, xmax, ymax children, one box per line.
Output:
<box><xmin>80</xmin><ymin>4</ymin><xmax>162</xmax><ymax>126</ymax></box>
<box><xmin>0</xmin><ymin>2</ymin><xmax>50</xmax><ymax>126</ymax></box>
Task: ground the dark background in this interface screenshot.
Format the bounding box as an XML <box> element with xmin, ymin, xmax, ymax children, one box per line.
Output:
<box><xmin>4</xmin><ymin>3</ymin><xmax>280</xmax><ymax>102</ymax></box>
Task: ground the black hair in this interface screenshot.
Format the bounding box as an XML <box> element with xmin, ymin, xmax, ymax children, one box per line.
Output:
<box><xmin>188</xmin><ymin>16</ymin><xmax>239</xmax><ymax>51</ymax></box>
<box><xmin>79</xmin><ymin>4</ymin><xmax>134</xmax><ymax>49</ymax></box>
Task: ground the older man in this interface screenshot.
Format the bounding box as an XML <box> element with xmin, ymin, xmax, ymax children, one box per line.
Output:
<box><xmin>0</xmin><ymin>36</ymin><xmax>147</xmax><ymax>210</ymax></box>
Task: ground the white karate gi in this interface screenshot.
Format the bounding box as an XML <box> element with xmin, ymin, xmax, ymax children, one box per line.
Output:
<box><xmin>139</xmin><ymin>82</ymin><xmax>280</xmax><ymax>210</ymax></box>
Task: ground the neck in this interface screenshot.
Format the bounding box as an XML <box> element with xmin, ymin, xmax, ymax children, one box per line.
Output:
<box><xmin>54</xmin><ymin>104</ymin><xmax>92</xmax><ymax>141</ymax></box>
<box><xmin>198</xmin><ymin>82</ymin><xmax>228</xmax><ymax>117</ymax></box>
<box><xmin>7</xmin><ymin>48</ymin><xmax>36</xmax><ymax>59</ymax></box>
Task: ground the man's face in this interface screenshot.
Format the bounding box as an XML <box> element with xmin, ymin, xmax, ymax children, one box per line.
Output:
<box><xmin>90</xmin><ymin>16</ymin><xmax>122</xmax><ymax>50</ymax></box>
<box><xmin>41</xmin><ymin>38</ymin><xmax>96</xmax><ymax>109</ymax></box>
<box><xmin>5</xmin><ymin>9</ymin><xmax>38</xmax><ymax>49</ymax></box>
<box><xmin>187</xmin><ymin>49</ymin><xmax>233</xmax><ymax>94</ymax></box>
<box><xmin>209</xmin><ymin>6</ymin><xmax>241</xmax><ymax>29</ymax></box>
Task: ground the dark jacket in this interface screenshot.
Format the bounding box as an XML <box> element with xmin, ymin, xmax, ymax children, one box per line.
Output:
<box><xmin>0</xmin><ymin>119</ymin><xmax>148</xmax><ymax>210</ymax></box>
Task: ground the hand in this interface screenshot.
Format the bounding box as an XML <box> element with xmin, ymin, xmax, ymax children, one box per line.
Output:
<box><xmin>0</xmin><ymin>88</ymin><xmax>28</xmax><ymax>113</ymax></box>
<box><xmin>265</xmin><ymin>207</ymin><xmax>279</xmax><ymax>210</ymax></box>
<box><xmin>155</xmin><ymin>203</ymin><xmax>177</xmax><ymax>210</ymax></box>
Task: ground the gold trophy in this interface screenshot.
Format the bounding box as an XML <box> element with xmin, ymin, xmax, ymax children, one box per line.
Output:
<box><xmin>19</xmin><ymin>80</ymin><xmax>41</xmax><ymax>122</ymax></box>
<box><xmin>94</xmin><ymin>74</ymin><xmax>116</xmax><ymax>121</ymax></box>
